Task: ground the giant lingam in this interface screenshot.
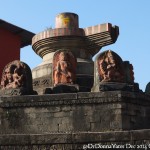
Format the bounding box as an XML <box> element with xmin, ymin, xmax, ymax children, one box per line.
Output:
<box><xmin>32</xmin><ymin>12</ymin><xmax>119</xmax><ymax>94</ymax></box>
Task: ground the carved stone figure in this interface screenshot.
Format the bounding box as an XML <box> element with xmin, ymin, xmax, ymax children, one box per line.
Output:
<box><xmin>92</xmin><ymin>50</ymin><xmax>138</xmax><ymax>92</ymax></box>
<box><xmin>2</xmin><ymin>63</ymin><xmax>25</xmax><ymax>89</ymax></box>
<box><xmin>0</xmin><ymin>60</ymin><xmax>34</xmax><ymax>95</ymax></box>
<box><xmin>98</xmin><ymin>50</ymin><xmax>124</xmax><ymax>82</ymax></box>
<box><xmin>53</xmin><ymin>51</ymin><xmax>76</xmax><ymax>86</ymax></box>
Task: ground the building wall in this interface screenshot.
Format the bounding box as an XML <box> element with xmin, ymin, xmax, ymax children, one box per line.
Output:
<box><xmin>0</xmin><ymin>28</ymin><xmax>21</xmax><ymax>80</ymax></box>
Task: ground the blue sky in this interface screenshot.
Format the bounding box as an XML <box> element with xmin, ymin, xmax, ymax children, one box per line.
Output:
<box><xmin>0</xmin><ymin>0</ymin><xmax>150</xmax><ymax>91</ymax></box>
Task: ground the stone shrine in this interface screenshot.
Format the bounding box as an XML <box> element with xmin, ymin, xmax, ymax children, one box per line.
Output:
<box><xmin>0</xmin><ymin>12</ymin><xmax>150</xmax><ymax>150</ymax></box>
<box><xmin>32</xmin><ymin>12</ymin><xmax>119</xmax><ymax>94</ymax></box>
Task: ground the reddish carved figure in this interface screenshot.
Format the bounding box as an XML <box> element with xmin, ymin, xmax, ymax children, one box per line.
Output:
<box><xmin>53</xmin><ymin>51</ymin><xmax>76</xmax><ymax>86</ymax></box>
<box><xmin>1</xmin><ymin>61</ymin><xmax>26</xmax><ymax>89</ymax></box>
<box><xmin>98</xmin><ymin>50</ymin><xmax>124</xmax><ymax>82</ymax></box>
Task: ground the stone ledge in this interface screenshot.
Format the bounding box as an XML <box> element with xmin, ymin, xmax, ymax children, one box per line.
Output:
<box><xmin>0</xmin><ymin>91</ymin><xmax>150</xmax><ymax>108</ymax></box>
<box><xmin>0</xmin><ymin>129</ymin><xmax>150</xmax><ymax>145</ymax></box>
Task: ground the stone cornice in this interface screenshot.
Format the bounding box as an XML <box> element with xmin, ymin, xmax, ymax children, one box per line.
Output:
<box><xmin>0</xmin><ymin>91</ymin><xmax>150</xmax><ymax>108</ymax></box>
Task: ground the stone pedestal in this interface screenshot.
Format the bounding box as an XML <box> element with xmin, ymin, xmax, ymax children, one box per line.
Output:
<box><xmin>53</xmin><ymin>84</ymin><xmax>79</xmax><ymax>94</ymax></box>
<box><xmin>0</xmin><ymin>91</ymin><xmax>150</xmax><ymax>134</ymax></box>
<box><xmin>0</xmin><ymin>91</ymin><xmax>150</xmax><ymax>148</ymax></box>
<box><xmin>1</xmin><ymin>130</ymin><xmax>150</xmax><ymax>149</ymax></box>
<box><xmin>92</xmin><ymin>82</ymin><xmax>140</xmax><ymax>92</ymax></box>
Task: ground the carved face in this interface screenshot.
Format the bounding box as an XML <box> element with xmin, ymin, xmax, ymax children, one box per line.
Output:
<box><xmin>59</xmin><ymin>52</ymin><xmax>67</xmax><ymax>61</ymax></box>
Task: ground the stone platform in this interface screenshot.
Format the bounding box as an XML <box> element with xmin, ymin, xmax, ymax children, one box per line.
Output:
<box><xmin>0</xmin><ymin>91</ymin><xmax>150</xmax><ymax>148</ymax></box>
<box><xmin>0</xmin><ymin>91</ymin><xmax>150</xmax><ymax>133</ymax></box>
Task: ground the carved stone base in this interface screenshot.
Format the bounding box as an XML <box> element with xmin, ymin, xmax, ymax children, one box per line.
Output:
<box><xmin>53</xmin><ymin>84</ymin><xmax>79</xmax><ymax>93</ymax></box>
<box><xmin>92</xmin><ymin>82</ymin><xmax>140</xmax><ymax>92</ymax></box>
<box><xmin>0</xmin><ymin>88</ymin><xmax>37</xmax><ymax>96</ymax></box>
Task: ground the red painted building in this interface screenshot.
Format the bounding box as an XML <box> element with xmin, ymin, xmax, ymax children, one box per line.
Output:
<box><xmin>0</xmin><ymin>19</ymin><xmax>35</xmax><ymax>80</ymax></box>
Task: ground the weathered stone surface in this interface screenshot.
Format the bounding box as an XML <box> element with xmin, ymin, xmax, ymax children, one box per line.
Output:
<box><xmin>53</xmin><ymin>84</ymin><xmax>79</xmax><ymax>93</ymax></box>
<box><xmin>0</xmin><ymin>130</ymin><xmax>150</xmax><ymax>147</ymax></box>
<box><xmin>97</xmin><ymin>82</ymin><xmax>139</xmax><ymax>92</ymax></box>
<box><xmin>32</xmin><ymin>65</ymin><xmax>94</xmax><ymax>94</ymax></box>
<box><xmin>0</xmin><ymin>91</ymin><xmax>150</xmax><ymax>136</ymax></box>
<box><xmin>32</xmin><ymin>74</ymin><xmax>52</xmax><ymax>94</ymax></box>
<box><xmin>0</xmin><ymin>60</ymin><xmax>35</xmax><ymax>95</ymax></box>
<box><xmin>0</xmin><ymin>91</ymin><xmax>150</xmax><ymax>147</ymax></box>
<box><xmin>0</xmin><ymin>87</ymin><xmax>34</xmax><ymax>96</ymax></box>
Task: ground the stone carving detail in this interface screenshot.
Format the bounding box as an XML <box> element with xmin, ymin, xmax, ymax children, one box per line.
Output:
<box><xmin>92</xmin><ymin>50</ymin><xmax>137</xmax><ymax>92</ymax></box>
<box><xmin>97</xmin><ymin>50</ymin><xmax>124</xmax><ymax>82</ymax></box>
<box><xmin>1</xmin><ymin>62</ymin><xmax>25</xmax><ymax>89</ymax></box>
<box><xmin>33</xmin><ymin>78</ymin><xmax>50</xmax><ymax>87</ymax></box>
<box><xmin>53</xmin><ymin>50</ymin><xmax>76</xmax><ymax>86</ymax></box>
<box><xmin>33</xmin><ymin>80</ymin><xmax>40</xmax><ymax>87</ymax></box>
<box><xmin>0</xmin><ymin>60</ymin><xmax>33</xmax><ymax>95</ymax></box>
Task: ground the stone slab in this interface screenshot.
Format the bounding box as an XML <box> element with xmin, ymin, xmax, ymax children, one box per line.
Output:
<box><xmin>92</xmin><ymin>82</ymin><xmax>140</xmax><ymax>92</ymax></box>
<box><xmin>0</xmin><ymin>130</ymin><xmax>150</xmax><ymax>146</ymax></box>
